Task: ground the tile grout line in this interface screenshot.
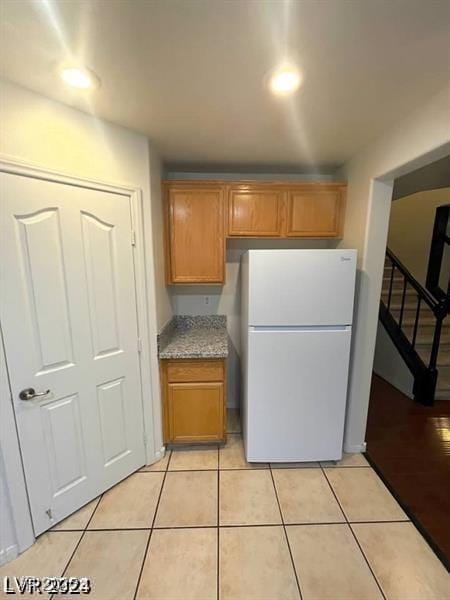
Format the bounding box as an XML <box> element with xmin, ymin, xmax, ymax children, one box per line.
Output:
<box><xmin>49</xmin><ymin>495</ymin><xmax>104</xmax><ymax>600</ymax></box>
<box><xmin>319</xmin><ymin>464</ymin><xmax>372</xmax><ymax>469</ymax></box>
<box><xmin>268</xmin><ymin>464</ymin><xmax>303</xmax><ymax>600</ymax></box>
<box><xmin>132</xmin><ymin>450</ymin><xmax>172</xmax><ymax>600</ymax></box>
<box><xmin>140</xmin><ymin>465</ymin><xmax>372</xmax><ymax>474</ymax></box>
<box><xmin>320</xmin><ymin>465</ymin><xmax>387</xmax><ymax>600</ymax></box>
<box><xmin>47</xmin><ymin>429</ymin><xmax>385</xmax><ymax>600</ymax></box>
<box><xmin>364</xmin><ymin>451</ymin><xmax>448</xmax><ymax>570</ymax></box>
<box><xmin>50</xmin><ymin>517</ymin><xmax>411</xmax><ymax>534</ymax></box>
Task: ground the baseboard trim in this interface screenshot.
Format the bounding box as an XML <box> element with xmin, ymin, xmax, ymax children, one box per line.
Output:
<box><xmin>144</xmin><ymin>446</ymin><xmax>166</xmax><ymax>468</ymax></box>
<box><xmin>343</xmin><ymin>441</ymin><xmax>367</xmax><ymax>453</ymax></box>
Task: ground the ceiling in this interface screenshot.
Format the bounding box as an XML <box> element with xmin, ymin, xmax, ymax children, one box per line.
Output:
<box><xmin>1</xmin><ymin>0</ymin><xmax>449</xmax><ymax>171</ymax></box>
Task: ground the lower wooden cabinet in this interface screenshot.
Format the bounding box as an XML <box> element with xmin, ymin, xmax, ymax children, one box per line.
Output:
<box><xmin>161</xmin><ymin>359</ymin><xmax>226</xmax><ymax>444</ymax></box>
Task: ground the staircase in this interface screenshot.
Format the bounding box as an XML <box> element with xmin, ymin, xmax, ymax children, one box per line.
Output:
<box><xmin>381</xmin><ymin>262</ymin><xmax>450</xmax><ymax>400</ymax></box>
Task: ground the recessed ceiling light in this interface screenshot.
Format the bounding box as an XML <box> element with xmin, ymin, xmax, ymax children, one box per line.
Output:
<box><xmin>60</xmin><ymin>65</ymin><xmax>100</xmax><ymax>90</ymax></box>
<box><xmin>269</xmin><ymin>68</ymin><xmax>302</xmax><ymax>96</ymax></box>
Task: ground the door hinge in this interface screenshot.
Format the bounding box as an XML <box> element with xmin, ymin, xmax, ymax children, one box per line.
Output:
<box><xmin>143</xmin><ymin>433</ymin><xmax>148</xmax><ymax>447</ymax></box>
<box><xmin>137</xmin><ymin>337</ymin><xmax>143</xmax><ymax>353</ymax></box>
<box><xmin>131</xmin><ymin>230</ymin><xmax>137</xmax><ymax>246</ymax></box>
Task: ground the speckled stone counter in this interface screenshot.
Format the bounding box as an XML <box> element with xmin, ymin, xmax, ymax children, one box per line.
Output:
<box><xmin>158</xmin><ymin>315</ymin><xmax>228</xmax><ymax>359</ymax></box>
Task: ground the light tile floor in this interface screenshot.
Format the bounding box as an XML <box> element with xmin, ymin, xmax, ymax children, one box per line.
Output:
<box><xmin>1</xmin><ymin>409</ymin><xmax>449</xmax><ymax>599</ymax></box>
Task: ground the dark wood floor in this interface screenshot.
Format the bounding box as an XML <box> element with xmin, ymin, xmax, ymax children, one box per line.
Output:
<box><xmin>366</xmin><ymin>374</ymin><xmax>450</xmax><ymax>568</ymax></box>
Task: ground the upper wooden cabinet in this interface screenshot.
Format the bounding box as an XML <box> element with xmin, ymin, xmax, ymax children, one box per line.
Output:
<box><xmin>165</xmin><ymin>183</ymin><xmax>225</xmax><ymax>284</ymax></box>
<box><xmin>163</xmin><ymin>180</ymin><xmax>346</xmax><ymax>284</ymax></box>
<box><xmin>286</xmin><ymin>186</ymin><xmax>345</xmax><ymax>237</ymax></box>
<box><xmin>228</xmin><ymin>185</ymin><xmax>284</xmax><ymax>237</ymax></box>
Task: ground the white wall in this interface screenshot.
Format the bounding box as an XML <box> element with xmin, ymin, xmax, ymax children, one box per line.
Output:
<box><xmin>1</xmin><ymin>82</ymin><xmax>147</xmax><ymax>189</ymax></box>
<box><xmin>373</xmin><ymin>322</ymin><xmax>414</xmax><ymax>398</ymax></box>
<box><xmin>0</xmin><ymin>79</ymin><xmax>166</xmax><ymax>555</ymax></box>
<box><xmin>149</xmin><ymin>146</ymin><xmax>173</xmax><ymax>330</ymax></box>
<box><xmin>339</xmin><ymin>84</ymin><xmax>450</xmax><ymax>452</ymax></box>
<box><xmin>388</xmin><ymin>187</ymin><xmax>450</xmax><ymax>285</ymax></box>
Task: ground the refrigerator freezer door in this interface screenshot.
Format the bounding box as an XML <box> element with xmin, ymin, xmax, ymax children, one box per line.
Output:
<box><xmin>244</xmin><ymin>327</ymin><xmax>352</xmax><ymax>462</ymax></box>
<box><xmin>247</xmin><ymin>249</ymin><xmax>356</xmax><ymax>326</ymax></box>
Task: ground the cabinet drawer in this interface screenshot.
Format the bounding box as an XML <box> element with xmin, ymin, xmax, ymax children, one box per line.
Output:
<box><xmin>166</xmin><ymin>360</ymin><xmax>224</xmax><ymax>383</ymax></box>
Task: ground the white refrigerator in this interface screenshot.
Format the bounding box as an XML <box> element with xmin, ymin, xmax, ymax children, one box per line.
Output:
<box><xmin>241</xmin><ymin>249</ymin><xmax>357</xmax><ymax>462</ymax></box>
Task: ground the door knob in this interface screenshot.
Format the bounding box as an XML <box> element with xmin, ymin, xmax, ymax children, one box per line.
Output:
<box><xmin>19</xmin><ymin>388</ymin><xmax>50</xmax><ymax>401</ymax></box>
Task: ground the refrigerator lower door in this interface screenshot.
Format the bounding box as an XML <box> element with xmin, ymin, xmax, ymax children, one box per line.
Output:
<box><xmin>244</xmin><ymin>326</ymin><xmax>352</xmax><ymax>462</ymax></box>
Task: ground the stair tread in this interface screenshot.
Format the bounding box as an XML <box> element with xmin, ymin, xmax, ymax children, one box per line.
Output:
<box><xmin>418</xmin><ymin>348</ymin><xmax>450</xmax><ymax>367</ymax></box>
<box><xmin>383</xmin><ymin>301</ymin><xmax>421</xmax><ymax>311</ymax></box>
<box><xmin>402</xmin><ymin>328</ymin><xmax>450</xmax><ymax>345</ymax></box>
<box><xmin>381</xmin><ymin>285</ymin><xmax>417</xmax><ymax>293</ymax></box>
<box><xmin>400</xmin><ymin>316</ymin><xmax>450</xmax><ymax>327</ymax></box>
<box><xmin>436</xmin><ymin>377</ymin><xmax>450</xmax><ymax>392</ymax></box>
<box><xmin>382</xmin><ymin>278</ymin><xmax>405</xmax><ymax>285</ymax></box>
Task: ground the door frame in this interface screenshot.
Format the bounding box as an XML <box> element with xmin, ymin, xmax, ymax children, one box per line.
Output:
<box><xmin>0</xmin><ymin>156</ymin><xmax>164</xmax><ymax>556</ymax></box>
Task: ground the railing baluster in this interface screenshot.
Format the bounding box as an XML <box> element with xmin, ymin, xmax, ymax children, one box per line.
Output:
<box><xmin>411</xmin><ymin>296</ymin><xmax>421</xmax><ymax>348</ymax></box>
<box><xmin>387</xmin><ymin>261</ymin><xmax>395</xmax><ymax>310</ymax></box>
<box><xmin>429</xmin><ymin>318</ymin><xmax>443</xmax><ymax>371</ymax></box>
<box><xmin>399</xmin><ymin>276</ymin><xmax>407</xmax><ymax>328</ymax></box>
<box><xmin>381</xmin><ymin>247</ymin><xmax>448</xmax><ymax>405</ymax></box>
<box><xmin>425</xmin><ymin>204</ymin><xmax>449</xmax><ymax>300</ymax></box>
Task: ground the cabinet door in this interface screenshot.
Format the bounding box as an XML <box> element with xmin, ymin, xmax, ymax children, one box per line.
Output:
<box><xmin>167</xmin><ymin>382</ymin><xmax>224</xmax><ymax>443</ymax></box>
<box><xmin>228</xmin><ymin>186</ymin><xmax>283</xmax><ymax>237</ymax></box>
<box><xmin>167</xmin><ymin>186</ymin><xmax>224</xmax><ymax>283</ymax></box>
<box><xmin>286</xmin><ymin>188</ymin><xmax>344</xmax><ymax>237</ymax></box>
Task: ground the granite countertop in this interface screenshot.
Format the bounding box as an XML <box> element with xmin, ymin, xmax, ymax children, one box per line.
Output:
<box><xmin>158</xmin><ymin>315</ymin><xmax>228</xmax><ymax>360</ymax></box>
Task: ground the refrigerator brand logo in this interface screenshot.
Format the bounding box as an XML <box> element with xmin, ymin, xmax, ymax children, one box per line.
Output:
<box><xmin>340</xmin><ymin>256</ymin><xmax>351</xmax><ymax>261</ymax></box>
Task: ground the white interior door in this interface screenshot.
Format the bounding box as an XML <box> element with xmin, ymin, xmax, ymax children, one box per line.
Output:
<box><xmin>0</xmin><ymin>172</ymin><xmax>146</xmax><ymax>535</ymax></box>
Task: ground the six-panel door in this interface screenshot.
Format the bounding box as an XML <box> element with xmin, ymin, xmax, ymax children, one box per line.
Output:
<box><xmin>0</xmin><ymin>172</ymin><xmax>145</xmax><ymax>534</ymax></box>
<box><xmin>167</xmin><ymin>185</ymin><xmax>225</xmax><ymax>283</ymax></box>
